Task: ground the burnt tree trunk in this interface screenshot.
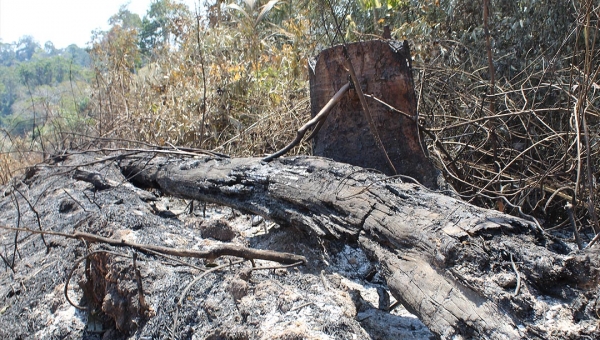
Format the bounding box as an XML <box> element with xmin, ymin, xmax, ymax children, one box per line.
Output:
<box><xmin>309</xmin><ymin>40</ymin><xmax>439</xmax><ymax>188</ymax></box>
<box><xmin>121</xmin><ymin>154</ymin><xmax>600</xmax><ymax>339</ymax></box>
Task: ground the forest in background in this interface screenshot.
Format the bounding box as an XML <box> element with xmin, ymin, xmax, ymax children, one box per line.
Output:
<box><xmin>0</xmin><ymin>39</ymin><xmax>90</xmax><ymax>134</ymax></box>
<box><xmin>1</xmin><ymin>0</ymin><xmax>599</xmax><ymax>239</ymax></box>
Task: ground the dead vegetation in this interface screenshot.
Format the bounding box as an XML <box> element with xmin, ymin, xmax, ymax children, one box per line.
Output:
<box><xmin>1</xmin><ymin>1</ymin><xmax>598</xmax><ymax>235</ymax></box>
<box><xmin>0</xmin><ymin>2</ymin><xmax>600</xmax><ymax>337</ymax></box>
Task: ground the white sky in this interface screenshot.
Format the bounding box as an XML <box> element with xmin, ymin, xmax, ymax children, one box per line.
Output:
<box><xmin>0</xmin><ymin>0</ymin><xmax>201</xmax><ymax>49</ymax></box>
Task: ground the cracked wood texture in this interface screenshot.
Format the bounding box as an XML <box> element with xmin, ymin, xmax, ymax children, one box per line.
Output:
<box><xmin>121</xmin><ymin>154</ymin><xmax>600</xmax><ymax>339</ymax></box>
<box><xmin>309</xmin><ymin>40</ymin><xmax>439</xmax><ymax>188</ymax></box>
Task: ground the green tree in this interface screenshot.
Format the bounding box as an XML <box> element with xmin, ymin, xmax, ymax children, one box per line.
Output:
<box><xmin>109</xmin><ymin>5</ymin><xmax>143</xmax><ymax>30</ymax></box>
<box><xmin>16</xmin><ymin>55</ymin><xmax>82</xmax><ymax>87</ymax></box>
<box><xmin>0</xmin><ymin>39</ymin><xmax>91</xmax><ymax>120</ymax></box>
<box><xmin>139</xmin><ymin>0</ymin><xmax>190</xmax><ymax>55</ymax></box>
<box><xmin>64</xmin><ymin>44</ymin><xmax>91</xmax><ymax>67</ymax></box>
<box><xmin>90</xmin><ymin>4</ymin><xmax>142</xmax><ymax>73</ymax></box>
<box><xmin>15</xmin><ymin>36</ymin><xmax>39</xmax><ymax>62</ymax></box>
<box><xmin>0</xmin><ymin>43</ymin><xmax>17</xmax><ymax>66</ymax></box>
<box><xmin>43</xmin><ymin>41</ymin><xmax>57</xmax><ymax>56</ymax></box>
<box><xmin>0</xmin><ymin>66</ymin><xmax>18</xmax><ymax>115</ymax></box>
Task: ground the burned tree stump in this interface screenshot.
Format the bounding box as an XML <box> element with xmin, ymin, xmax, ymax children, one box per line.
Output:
<box><xmin>309</xmin><ymin>40</ymin><xmax>439</xmax><ymax>188</ymax></box>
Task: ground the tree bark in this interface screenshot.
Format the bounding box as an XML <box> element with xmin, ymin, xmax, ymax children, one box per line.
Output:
<box><xmin>309</xmin><ymin>40</ymin><xmax>439</xmax><ymax>188</ymax></box>
<box><xmin>121</xmin><ymin>154</ymin><xmax>600</xmax><ymax>339</ymax></box>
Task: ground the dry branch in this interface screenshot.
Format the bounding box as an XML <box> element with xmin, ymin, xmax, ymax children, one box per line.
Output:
<box><xmin>0</xmin><ymin>226</ymin><xmax>307</xmax><ymax>265</ymax></box>
<box><xmin>262</xmin><ymin>81</ymin><xmax>350</xmax><ymax>162</ymax></box>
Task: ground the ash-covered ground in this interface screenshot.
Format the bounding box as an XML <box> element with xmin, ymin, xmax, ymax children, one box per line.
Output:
<box><xmin>0</xmin><ymin>154</ymin><xmax>432</xmax><ymax>339</ymax></box>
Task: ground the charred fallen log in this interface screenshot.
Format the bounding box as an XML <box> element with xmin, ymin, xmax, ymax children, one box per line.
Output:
<box><xmin>120</xmin><ymin>154</ymin><xmax>600</xmax><ymax>339</ymax></box>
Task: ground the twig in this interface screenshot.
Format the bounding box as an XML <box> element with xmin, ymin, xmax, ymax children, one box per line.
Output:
<box><xmin>290</xmin><ymin>301</ymin><xmax>314</xmax><ymax>312</ymax></box>
<box><xmin>0</xmin><ymin>252</ymin><xmax>13</xmax><ymax>273</ymax></box>
<box><xmin>186</xmin><ymin>200</ymin><xmax>194</xmax><ymax>215</ymax></box>
<box><xmin>510</xmin><ymin>253</ymin><xmax>521</xmax><ymax>296</ymax></box>
<box><xmin>263</xmin><ymin>82</ymin><xmax>350</xmax><ymax>162</ymax></box>
<box><xmin>565</xmin><ymin>203</ymin><xmax>583</xmax><ymax>250</ymax></box>
<box><xmin>586</xmin><ymin>232</ymin><xmax>600</xmax><ymax>249</ymax></box>
<box><xmin>543</xmin><ymin>186</ymin><xmax>576</xmax><ymax>213</ymax></box>
<box><xmin>81</xmin><ymin>190</ymin><xmax>103</xmax><ymax>211</ymax></box>
<box><xmin>133</xmin><ymin>252</ymin><xmax>150</xmax><ymax>315</ymax></box>
<box><xmin>0</xmin><ymin>225</ymin><xmax>307</xmax><ymax>265</ymax></box>
<box><xmin>137</xmin><ymin>245</ymin><xmax>206</xmax><ymax>272</ymax></box>
<box><xmin>171</xmin><ymin>259</ymin><xmax>245</xmax><ymax>340</ymax></box>
<box><xmin>363</xmin><ymin>94</ymin><xmax>416</xmax><ymax>121</ymax></box>
<box><xmin>12</xmin><ymin>186</ymin><xmax>48</xmax><ymax>250</ymax></box>
<box><xmin>389</xmin><ymin>300</ymin><xmax>402</xmax><ymax>312</ymax></box>
<box><xmin>62</xmin><ymin>189</ymin><xmax>89</xmax><ymax>213</ymax></box>
<box><xmin>580</xmin><ymin>1</ymin><xmax>600</xmax><ymax>235</ymax></box>
<box><xmin>10</xmin><ymin>192</ymin><xmax>22</xmax><ymax>269</ymax></box>
<box><xmin>247</xmin><ymin>261</ymin><xmax>304</xmax><ymax>272</ymax></box>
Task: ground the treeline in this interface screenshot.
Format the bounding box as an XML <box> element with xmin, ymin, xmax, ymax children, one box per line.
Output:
<box><xmin>0</xmin><ymin>37</ymin><xmax>91</xmax><ymax>134</ymax></box>
<box><xmin>0</xmin><ymin>0</ymin><xmax>192</xmax><ymax>136</ymax></box>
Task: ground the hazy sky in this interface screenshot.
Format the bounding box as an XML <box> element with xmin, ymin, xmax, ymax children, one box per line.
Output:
<box><xmin>0</xmin><ymin>0</ymin><xmax>200</xmax><ymax>49</ymax></box>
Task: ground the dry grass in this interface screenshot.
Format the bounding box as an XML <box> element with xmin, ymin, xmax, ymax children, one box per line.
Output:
<box><xmin>1</xmin><ymin>0</ymin><xmax>599</xmax><ymax>234</ymax></box>
<box><xmin>411</xmin><ymin>1</ymin><xmax>600</xmax><ymax>231</ymax></box>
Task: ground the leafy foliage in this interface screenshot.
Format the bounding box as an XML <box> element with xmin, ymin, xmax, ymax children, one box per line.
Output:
<box><xmin>139</xmin><ymin>0</ymin><xmax>189</xmax><ymax>56</ymax></box>
<box><xmin>0</xmin><ymin>36</ymin><xmax>92</xmax><ymax>182</ymax></box>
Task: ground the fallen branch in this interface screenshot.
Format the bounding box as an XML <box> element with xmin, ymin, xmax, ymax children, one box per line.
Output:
<box><xmin>263</xmin><ymin>82</ymin><xmax>350</xmax><ymax>162</ymax></box>
<box><xmin>0</xmin><ymin>225</ymin><xmax>307</xmax><ymax>265</ymax></box>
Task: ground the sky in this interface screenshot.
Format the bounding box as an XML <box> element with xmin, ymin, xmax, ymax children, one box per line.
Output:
<box><xmin>0</xmin><ymin>0</ymin><xmax>200</xmax><ymax>49</ymax></box>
